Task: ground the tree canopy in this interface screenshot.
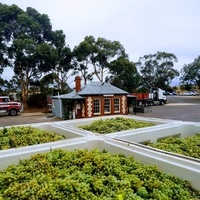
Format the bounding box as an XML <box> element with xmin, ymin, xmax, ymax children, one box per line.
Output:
<box><xmin>73</xmin><ymin>35</ymin><xmax>128</xmax><ymax>83</ymax></box>
<box><xmin>138</xmin><ymin>51</ymin><xmax>179</xmax><ymax>90</ymax></box>
<box><xmin>72</xmin><ymin>36</ymin><xmax>95</xmax><ymax>85</ymax></box>
<box><xmin>0</xmin><ymin>3</ymin><xmax>72</xmax><ymax>107</ymax></box>
<box><xmin>107</xmin><ymin>58</ymin><xmax>140</xmax><ymax>92</ymax></box>
<box><xmin>180</xmin><ymin>56</ymin><xmax>200</xmax><ymax>88</ymax></box>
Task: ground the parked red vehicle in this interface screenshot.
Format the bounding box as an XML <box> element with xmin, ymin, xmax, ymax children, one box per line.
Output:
<box><xmin>0</xmin><ymin>96</ymin><xmax>23</xmax><ymax>116</ymax></box>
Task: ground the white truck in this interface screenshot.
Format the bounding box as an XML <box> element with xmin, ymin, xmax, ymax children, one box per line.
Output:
<box><xmin>149</xmin><ymin>88</ymin><xmax>167</xmax><ymax>105</ymax></box>
<box><xmin>0</xmin><ymin>96</ymin><xmax>23</xmax><ymax>116</ymax></box>
<box><xmin>132</xmin><ymin>88</ymin><xmax>167</xmax><ymax>106</ymax></box>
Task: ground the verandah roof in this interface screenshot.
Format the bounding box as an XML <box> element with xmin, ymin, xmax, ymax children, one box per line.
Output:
<box><xmin>52</xmin><ymin>91</ymin><xmax>85</xmax><ymax>100</ymax></box>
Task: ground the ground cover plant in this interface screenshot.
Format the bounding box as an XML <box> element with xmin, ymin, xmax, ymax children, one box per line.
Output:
<box><xmin>0</xmin><ymin>148</ymin><xmax>199</xmax><ymax>199</ymax></box>
<box><xmin>147</xmin><ymin>134</ymin><xmax>200</xmax><ymax>159</ymax></box>
<box><xmin>0</xmin><ymin>126</ymin><xmax>65</xmax><ymax>150</ymax></box>
<box><xmin>79</xmin><ymin>117</ymin><xmax>155</xmax><ymax>134</ymax></box>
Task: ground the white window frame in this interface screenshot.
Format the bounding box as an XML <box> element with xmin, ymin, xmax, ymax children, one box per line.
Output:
<box><xmin>94</xmin><ymin>98</ymin><xmax>100</xmax><ymax>115</ymax></box>
<box><xmin>104</xmin><ymin>98</ymin><xmax>111</xmax><ymax>114</ymax></box>
<box><xmin>114</xmin><ymin>98</ymin><xmax>120</xmax><ymax>113</ymax></box>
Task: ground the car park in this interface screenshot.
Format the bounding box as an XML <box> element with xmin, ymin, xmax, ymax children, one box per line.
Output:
<box><xmin>182</xmin><ymin>91</ymin><xmax>199</xmax><ymax>96</ymax></box>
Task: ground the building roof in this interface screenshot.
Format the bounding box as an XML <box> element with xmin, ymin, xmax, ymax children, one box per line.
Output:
<box><xmin>78</xmin><ymin>82</ymin><xmax>128</xmax><ymax>95</ymax></box>
<box><xmin>52</xmin><ymin>91</ymin><xmax>85</xmax><ymax>99</ymax></box>
<box><xmin>52</xmin><ymin>82</ymin><xmax>128</xmax><ymax>99</ymax></box>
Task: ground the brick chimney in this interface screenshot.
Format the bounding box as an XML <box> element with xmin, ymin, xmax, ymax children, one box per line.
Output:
<box><xmin>75</xmin><ymin>76</ymin><xmax>81</xmax><ymax>92</ymax></box>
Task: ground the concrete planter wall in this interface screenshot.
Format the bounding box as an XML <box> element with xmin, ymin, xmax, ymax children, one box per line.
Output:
<box><xmin>0</xmin><ymin>116</ymin><xmax>199</xmax><ymax>191</ymax></box>
<box><xmin>0</xmin><ymin>136</ymin><xmax>199</xmax><ymax>191</ymax></box>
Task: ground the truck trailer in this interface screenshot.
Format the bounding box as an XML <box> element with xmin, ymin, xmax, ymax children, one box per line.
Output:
<box><xmin>128</xmin><ymin>88</ymin><xmax>167</xmax><ymax>114</ymax></box>
<box><xmin>132</xmin><ymin>88</ymin><xmax>167</xmax><ymax>106</ymax></box>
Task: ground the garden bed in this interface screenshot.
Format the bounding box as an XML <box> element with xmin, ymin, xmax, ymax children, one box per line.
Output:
<box><xmin>0</xmin><ymin>137</ymin><xmax>199</xmax><ymax>192</ymax></box>
<box><xmin>0</xmin><ymin>126</ymin><xmax>65</xmax><ymax>150</ymax></box>
<box><xmin>108</xmin><ymin>122</ymin><xmax>200</xmax><ymax>160</ymax></box>
<box><xmin>0</xmin><ymin>148</ymin><xmax>199</xmax><ymax>199</ymax></box>
<box><xmin>79</xmin><ymin>117</ymin><xmax>155</xmax><ymax>134</ymax></box>
<box><xmin>0</xmin><ymin>123</ymin><xmax>93</xmax><ymax>150</ymax></box>
<box><xmin>147</xmin><ymin>134</ymin><xmax>200</xmax><ymax>159</ymax></box>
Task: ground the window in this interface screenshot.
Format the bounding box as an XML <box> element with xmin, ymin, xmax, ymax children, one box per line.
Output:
<box><xmin>104</xmin><ymin>98</ymin><xmax>111</xmax><ymax>113</ymax></box>
<box><xmin>114</xmin><ymin>98</ymin><xmax>120</xmax><ymax>113</ymax></box>
<box><xmin>1</xmin><ymin>98</ymin><xmax>9</xmax><ymax>102</ymax></box>
<box><xmin>94</xmin><ymin>99</ymin><xmax>100</xmax><ymax>114</ymax></box>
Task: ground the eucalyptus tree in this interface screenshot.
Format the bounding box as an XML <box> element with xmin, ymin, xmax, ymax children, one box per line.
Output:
<box><xmin>0</xmin><ymin>36</ymin><xmax>8</xmax><ymax>75</ymax></box>
<box><xmin>0</xmin><ymin>3</ymin><xmax>20</xmax><ymax>75</ymax></box>
<box><xmin>138</xmin><ymin>51</ymin><xmax>179</xmax><ymax>90</ymax></box>
<box><xmin>0</xmin><ymin>4</ymin><xmax>53</xmax><ymax>107</ymax></box>
<box><xmin>0</xmin><ymin>75</ymin><xmax>22</xmax><ymax>98</ymax></box>
<box><xmin>73</xmin><ymin>36</ymin><xmax>95</xmax><ymax>85</ymax></box>
<box><xmin>49</xmin><ymin>30</ymin><xmax>73</xmax><ymax>91</ymax></box>
<box><xmin>107</xmin><ymin>58</ymin><xmax>140</xmax><ymax>92</ymax></box>
<box><xmin>35</xmin><ymin>30</ymin><xmax>73</xmax><ymax>93</ymax></box>
<box><xmin>0</xmin><ymin>3</ymin><xmax>73</xmax><ymax>107</ymax></box>
<box><xmin>39</xmin><ymin>73</ymin><xmax>57</xmax><ymax>92</ymax></box>
<box><xmin>93</xmin><ymin>37</ymin><xmax>127</xmax><ymax>82</ymax></box>
<box><xmin>0</xmin><ymin>78</ymin><xmax>6</xmax><ymax>92</ymax></box>
<box><xmin>180</xmin><ymin>56</ymin><xmax>200</xmax><ymax>88</ymax></box>
<box><xmin>73</xmin><ymin>35</ymin><xmax>128</xmax><ymax>83</ymax></box>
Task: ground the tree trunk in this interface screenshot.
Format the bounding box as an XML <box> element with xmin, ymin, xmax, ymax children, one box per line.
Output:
<box><xmin>19</xmin><ymin>62</ymin><xmax>29</xmax><ymax>110</ymax></box>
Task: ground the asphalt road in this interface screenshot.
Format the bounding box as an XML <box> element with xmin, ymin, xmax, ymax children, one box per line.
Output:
<box><xmin>0</xmin><ymin>95</ymin><xmax>200</xmax><ymax>127</ymax></box>
<box><xmin>0</xmin><ymin>112</ymin><xmax>63</xmax><ymax>127</ymax></box>
<box><xmin>135</xmin><ymin>95</ymin><xmax>200</xmax><ymax>122</ymax></box>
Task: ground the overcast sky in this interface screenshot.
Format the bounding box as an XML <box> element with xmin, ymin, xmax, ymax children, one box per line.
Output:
<box><xmin>1</xmin><ymin>0</ymin><xmax>200</xmax><ymax>86</ymax></box>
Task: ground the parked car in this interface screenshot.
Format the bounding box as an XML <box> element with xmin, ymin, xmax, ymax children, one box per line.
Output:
<box><xmin>172</xmin><ymin>91</ymin><xmax>177</xmax><ymax>95</ymax></box>
<box><xmin>182</xmin><ymin>91</ymin><xmax>199</xmax><ymax>96</ymax></box>
<box><xmin>182</xmin><ymin>92</ymin><xmax>189</xmax><ymax>96</ymax></box>
<box><xmin>163</xmin><ymin>91</ymin><xmax>171</xmax><ymax>95</ymax></box>
<box><xmin>163</xmin><ymin>91</ymin><xmax>177</xmax><ymax>95</ymax></box>
<box><xmin>192</xmin><ymin>91</ymin><xmax>199</xmax><ymax>96</ymax></box>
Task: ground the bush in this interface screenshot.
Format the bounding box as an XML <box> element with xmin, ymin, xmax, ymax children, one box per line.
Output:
<box><xmin>27</xmin><ymin>93</ymin><xmax>48</xmax><ymax>109</ymax></box>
